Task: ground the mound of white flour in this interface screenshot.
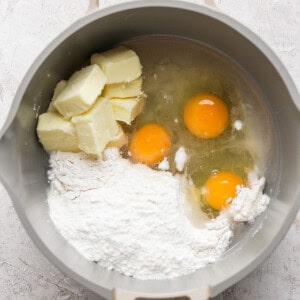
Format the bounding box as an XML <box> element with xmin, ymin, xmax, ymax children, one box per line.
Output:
<box><xmin>47</xmin><ymin>148</ymin><xmax>269</xmax><ymax>279</ymax></box>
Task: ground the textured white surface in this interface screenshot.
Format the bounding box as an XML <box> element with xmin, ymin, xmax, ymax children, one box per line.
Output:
<box><xmin>0</xmin><ymin>0</ymin><xmax>299</xmax><ymax>299</ymax></box>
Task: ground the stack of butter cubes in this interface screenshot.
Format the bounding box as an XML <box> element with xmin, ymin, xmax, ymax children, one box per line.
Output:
<box><xmin>37</xmin><ymin>46</ymin><xmax>145</xmax><ymax>155</ymax></box>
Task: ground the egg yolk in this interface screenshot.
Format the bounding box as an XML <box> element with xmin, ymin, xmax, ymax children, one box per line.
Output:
<box><xmin>129</xmin><ymin>123</ymin><xmax>171</xmax><ymax>165</ymax></box>
<box><xmin>203</xmin><ymin>171</ymin><xmax>244</xmax><ymax>211</ymax></box>
<box><xmin>184</xmin><ymin>93</ymin><xmax>229</xmax><ymax>138</ymax></box>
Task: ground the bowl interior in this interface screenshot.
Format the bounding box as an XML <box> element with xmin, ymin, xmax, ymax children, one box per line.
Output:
<box><xmin>1</xmin><ymin>2</ymin><xmax>300</xmax><ymax>298</ymax></box>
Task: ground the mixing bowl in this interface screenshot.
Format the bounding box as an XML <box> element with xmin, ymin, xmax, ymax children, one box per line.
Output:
<box><xmin>0</xmin><ymin>1</ymin><xmax>299</xmax><ymax>299</ymax></box>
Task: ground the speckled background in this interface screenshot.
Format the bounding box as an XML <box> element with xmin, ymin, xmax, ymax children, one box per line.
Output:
<box><xmin>0</xmin><ymin>1</ymin><xmax>299</xmax><ymax>299</ymax></box>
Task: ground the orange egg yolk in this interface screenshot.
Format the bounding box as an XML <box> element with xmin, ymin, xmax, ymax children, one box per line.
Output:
<box><xmin>183</xmin><ymin>93</ymin><xmax>229</xmax><ymax>138</ymax></box>
<box><xmin>129</xmin><ymin>123</ymin><xmax>171</xmax><ymax>165</ymax></box>
<box><xmin>203</xmin><ymin>171</ymin><xmax>244</xmax><ymax>211</ymax></box>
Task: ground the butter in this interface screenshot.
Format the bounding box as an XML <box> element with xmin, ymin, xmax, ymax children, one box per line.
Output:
<box><xmin>48</xmin><ymin>80</ymin><xmax>67</xmax><ymax>112</ymax></box>
<box><xmin>72</xmin><ymin>97</ymin><xmax>119</xmax><ymax>155</ymax></box>
<box><xmin>37</xmin><ymin>112</ymin><xmax>79</xmax><ymax>152</ymax></box>
<box><xmin>103</xmin><ymin>77</ymin><xmax>143</xmax><ymax>98</ymax></box>
<box><xmin>110</xmin><ymin>95</ymin><xmax>145</xmax><ymax>125</ymax></box>
<box><xmin>54</xmin><ymin>65</ymin><xmax>107</xmax><ymax>119</ymax></box>
<box><xmin>91</xmin><ymin>46</ymin><xmax>142</xmax><ymax>84</ymax></box>
<box><xmin>107</xmin><ymin>124</ymin><xmax>128</xmax><ymax>149</ymax></box>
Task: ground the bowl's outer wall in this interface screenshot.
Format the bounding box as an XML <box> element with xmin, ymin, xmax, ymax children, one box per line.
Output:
<box><xmin>0</xmin><ymin>1</ymin><xmax>299</xmax><ymax>299</ymax></box>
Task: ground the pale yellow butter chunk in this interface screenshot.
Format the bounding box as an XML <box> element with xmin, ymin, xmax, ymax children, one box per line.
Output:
<box><xmin>71</xmin><ymin>97</ymin><xmax>119</xmax><ymax>155</ymax></box>
<box><xmin>47</xmin><ymin>80</ymin><xmax>67</xmax><ymax>112</ymax></box>
<box><xmin>54</xmin><ymin>65</ymin><xmax>107</xmax><ymax>119</ymax></box>
<box><xmin>110</xmin><ymin>95</ymin><xmax>145</xmax><ymax>125</ymax></box>
<box><xmin>37</xmin><ymin>112</ymin><xmax>79</xmax><ymax>152</ymax></box>
<box><xmin>91</xmin><ymin>46</ymin><xmax>142</xmax><ymax>84</ymax></box>
<box><xmin>103</xmin><ymin>77</ymin><xmax>143</xmax><ymax>98</ymax></box>
<box><xmin>107</xmin><ymin>124</ymin><xmax>128</xmax><ymax>149</ymax></box>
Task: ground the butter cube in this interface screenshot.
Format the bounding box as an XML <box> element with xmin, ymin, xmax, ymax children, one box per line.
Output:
<box><xmin>71</xmin><ymin>97</ymin><xmax>119</xmax><ymax>155</ymax></box>
<box><xmin>37</xmin><ymin>112</ymin><xmax>79</xmax><ymax>152</ymax></box>
<box><xmin>110</xmin><ymin>95</ymin><xmax>145</xmax><ymax>125</ymax></box>
<box><xmin>107</xmin><ymin>124</ymin><xmax>128</xmax><ymax>149</ymax></box>
<box><xmin>48</xmin><ymin>80</ymin><xmax>67</xmax><ymax>112</ymax></box>
<box><xmin>103</xmin><ymin>77</ymin><xmax>143</xmax><ymax>98</ymax></box>
<box><xmin>91</xmin><ymin>46</ymin><xmax>142</xmax><ymax>84</ymax></box>
<box><xmin>54</xmin><ymin>65</ymin><xmax>107</xmax><ymax>118</ymax></box>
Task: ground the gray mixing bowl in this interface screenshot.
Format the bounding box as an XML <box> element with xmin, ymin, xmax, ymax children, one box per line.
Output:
<box><xmin>0</xmin><ymin>1</ymin><xmax>299</xmax><ymax>299</ymax></box>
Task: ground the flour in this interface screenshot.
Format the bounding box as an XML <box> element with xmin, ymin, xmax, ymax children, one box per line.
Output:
<box><xmin>228</xmin><ymin>170</ymin><xmax>270</xmax><ymax>223</ymax></box>
<box><xmin>47</xmin><ymin>148</ymin><xmax>269</xmax><ymax>280</ymax></box>
<box><xmin>158</xmin><ymin>157</ymin><xmax>170</xmax><ymax>171</ymax></box>
<box><xmin>233</xmin><ymin>120</ymin><xmax>244</xmax><ymax>131</ymax></box>
<box><xmin>175</xmin><ymin>147</ymin><xmax>188</xmax><ymax>172</ymax></box>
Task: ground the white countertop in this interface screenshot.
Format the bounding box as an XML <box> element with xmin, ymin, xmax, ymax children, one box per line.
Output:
<box><xmin>0</xmin><ymin>1</ymin><xmax>299</xmax><ymax>299</ymax></box>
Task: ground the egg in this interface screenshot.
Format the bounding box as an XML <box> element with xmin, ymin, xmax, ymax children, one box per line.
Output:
<box><xmin>129</xmin><ymin>123</ymin><xmax>171</xmax><ymax>165</ymax></box>
<box><xmin>183</xmin><ymin>93</ymin><xmax>229</xmax><ymax>138</ymax></box>
<box><xmin>203</xmin><ymin>171</ymin><xmax>244</xmax><ymax>211</ymax></box>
